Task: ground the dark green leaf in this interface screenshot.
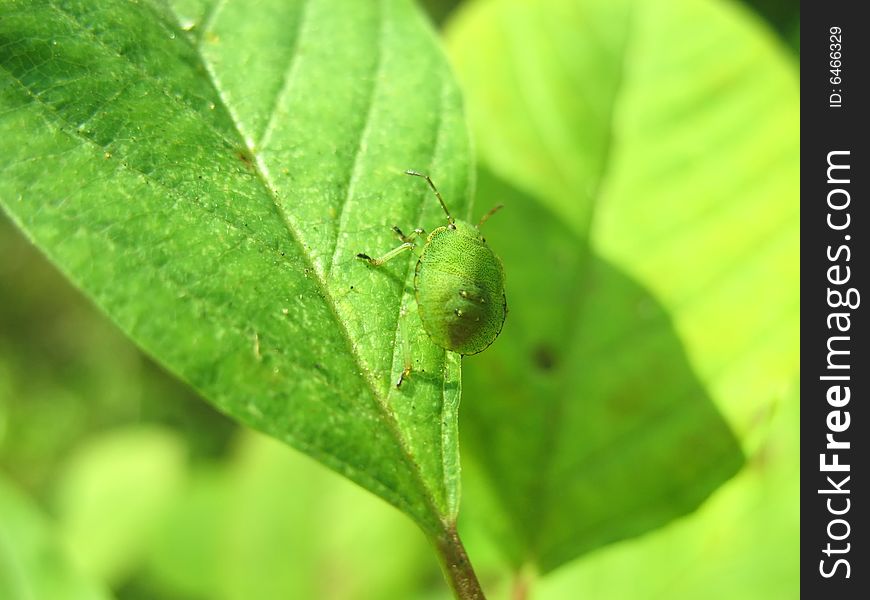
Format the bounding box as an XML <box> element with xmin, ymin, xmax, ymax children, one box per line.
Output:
<box><xmin>459</xmin><ymin>171</ymin><xmax>743</xmax><ymax>570</ymax></box>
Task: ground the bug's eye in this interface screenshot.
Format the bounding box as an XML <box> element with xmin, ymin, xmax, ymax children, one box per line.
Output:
<box><xmin>448</xmin><ymin>223</ymin><xmax>457</xmax><ymax>230</ymax></box>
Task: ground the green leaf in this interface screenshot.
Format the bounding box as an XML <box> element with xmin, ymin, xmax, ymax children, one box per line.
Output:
<box><xmin>0</xmin><ymin>0</ymin><xmax>472</xmax><ymax>537</ymax></box>
<box><xmin>0</xmin><ymin>475</ymin><xmax>111</xmax><ymax>600</ymax></box>
<box><xmin>447</xmin><ymin>0</ymin><xmax>797</xmax><ymax>571</ymax></box>
<box><xmin>0</xmin><ymin>214</ymin><xmax>235</xmax><ymax>487</ymax></box>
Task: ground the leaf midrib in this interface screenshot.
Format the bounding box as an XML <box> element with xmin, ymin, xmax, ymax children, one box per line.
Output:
<box><xmin>180</xmin><ymin>0</ymin><xmax>450</xmax><ymax>532</ymax></box>
<box><xmin>250</xmin><ymin>0</ymin><xmax>310</xmax><ymax>149</ymax></box>
<box><xmin>326</xmin><ymin>1</ymin><xmax>383</xmax><ymax>278</ymax></box>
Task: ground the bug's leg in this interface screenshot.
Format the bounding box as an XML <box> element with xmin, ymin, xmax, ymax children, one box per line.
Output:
<box><xmin>396</xmin><ymin>363</ymin><xmax>412</xmax><ymax>388</ymax></box>
<box><xmin>391</xmin><ymin>226</ymin><xmax>426</xmax><ymax>244</ymax></box>
<box><xmin>396</xmin><ymin>304</ymin><xmax>413</xmax><ymax>388</ymax></box>
<box><xmin>357</xmin><ymin>242</ymin><xmax>415</xmax><ymax>266</ymax></box>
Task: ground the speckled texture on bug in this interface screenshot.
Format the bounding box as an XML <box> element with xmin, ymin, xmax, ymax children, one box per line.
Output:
<box><xmin>414</xmin><ymin>220</ymin><xmax>506</xmax><ymax>355</ymax></box>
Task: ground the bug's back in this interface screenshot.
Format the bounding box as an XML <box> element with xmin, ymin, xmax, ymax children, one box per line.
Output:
<box><xmin>414</xmin><ymin>221</ymin><xmax>506</xmax><ymax>355</ymax></box>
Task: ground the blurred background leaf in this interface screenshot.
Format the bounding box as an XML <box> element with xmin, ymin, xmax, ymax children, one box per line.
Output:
<box><xmin>421</xmin><ymin>0</ymin><xmax>799</xmax><ymax>54</ymax></box>
<box><xmin>0</xmin><ymin>475</ymin><xmax>111</xmax><ymax>600</ymax></box>
<box><xmin>141</xmin><ymin>431</ymin><xmax>446</xmax><ymax>600</ymax></box>
<box><xmin>447</xmin><ymin>0</ymin><xmax>798</xmax><ymax>578</ymax></box>
<box><xmin>52</xmin><ymin>426</ymin><xmax>188</xmax><ymax>587</ymax></box>
<box><xmin>456</xmin><ymin>170</ymin><xmax>744</xmax><ymax>571</ymax></box>
<box><xmin>533</xmin><ymin>381</ymin><xmax>798</xmax><ymax>599</ymax></box>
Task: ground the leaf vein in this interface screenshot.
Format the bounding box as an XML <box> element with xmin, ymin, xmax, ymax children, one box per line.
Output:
<box><xmin>326</xmin><ymin>0</ymin><xmax>383</xmax><ymax>278</ymax></box>
<box><xmin>254</xmin><ymin>0</ymin><xmax>311</xmax><ymax>148</ymax></box>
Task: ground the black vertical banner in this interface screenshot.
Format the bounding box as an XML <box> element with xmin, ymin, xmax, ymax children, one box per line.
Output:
<box><xmin>802</xmin><ymin>3</ymin><xmax>869</xmax><ymax>597</ymax></box>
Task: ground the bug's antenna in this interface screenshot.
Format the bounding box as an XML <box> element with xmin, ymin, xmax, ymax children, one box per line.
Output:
<box><xmin>477</xmin><ymin>204</ymin><xmax>504</xmax><ymax>228</ymax></box>
<box><xmin>405</xmin><ymin>170</ymin><xmax>454</xmax><ymax>224</ymax></box>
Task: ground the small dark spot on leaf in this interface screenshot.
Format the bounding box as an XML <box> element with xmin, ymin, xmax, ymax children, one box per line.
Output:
<box><xmin>235</xmin><ymin>148</ymin><xmax>255</xmax><ymax>170</ymax></box>
<box><xmin>533</xmin><ymin>344</ymin><xmax>557</xmax><ymax>371</ymax></box>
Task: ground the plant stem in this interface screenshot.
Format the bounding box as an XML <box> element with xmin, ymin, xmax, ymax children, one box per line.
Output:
<box><xmin>512</xmin><ymin>572</ymin><xmax>529</xmax><ymax>600</ymax></box>
<box><xmin>511</xmin><ymin>563</ymin><xmax>536</xmax><ymax>600</ymax></box>
<box><xmin>433</xmin><ymin>524</ymin><xmax>486</xmax><ymax>600</ymax></box>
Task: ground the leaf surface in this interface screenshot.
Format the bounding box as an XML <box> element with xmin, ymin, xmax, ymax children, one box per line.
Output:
<box><xmin>0</xmin><ymin>0</ymin><xmax>472</xmax><ymax>534</ymax></box>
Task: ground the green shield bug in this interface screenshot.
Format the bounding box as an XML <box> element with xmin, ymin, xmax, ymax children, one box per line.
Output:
<box><xmin>357</xmin><ymin>170</ymin><xmax>507</xmax><ymax>386</ymax></box>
